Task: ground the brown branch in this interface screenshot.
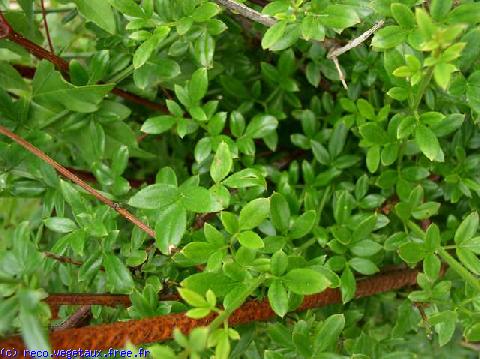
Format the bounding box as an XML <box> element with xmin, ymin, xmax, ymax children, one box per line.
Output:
<box><xmin>0</xmin><ymin>268</ymin><xmax>421</xmax><ymax>353</ymax></box>
<box><xmin>40</xmin><ymin>0</ymin><xmax>54</xmax><ymax>54</ymax></box>
<box><xmin>52</xmin><ymin>305</ymin><xmax>92</xmax><ymax>332</ymax></box>
<box><xmin>0</xmin><ymin>125</ymin><xmax>156</xmax><ymax>238</ymax></box>
<box><xmin>46</xmin><ymin>294</ymin><xmax>131</xmax><ymax>307</ymax></box>
<box><xmin>0</xmin><ymin>12</ymin><xmax>168</xmax><ymax>113</ymax></box>
<box><xmin>44</xmin><ymin>252</ymin><xmax>84</xmax><ymax>267</ymax></box>
<box><xmin>45</xmin><ymin>292</ymin><xmax>180</xmax><ymax>308</ymax></box>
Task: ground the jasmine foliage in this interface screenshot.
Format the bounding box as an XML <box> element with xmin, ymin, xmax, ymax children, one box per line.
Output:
<box><xmin>1</xmin><ymin>0</ymin><xmax>480</xmax><ymax>358</ymax></box>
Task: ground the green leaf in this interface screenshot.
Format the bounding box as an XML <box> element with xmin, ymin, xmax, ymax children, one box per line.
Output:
<box><xmin>425</xmin><ymin>224</ymin><xmax>441</xmax><ymax>251</ymax></box>
<box><xmin>221</xmin><ymin>212</ymin><xmax>239</xmax><ymax>234</ymax></box>
<box><xmin>372</xmin><ymin>26</ymin><xmax>407</xmax><ymax>49</ymax></box>
<box><xmin>415</xmin><ymin>124</ymin><xmax>444</xmax><ymax>162</ymax></box>
<box><xmin>18</xmin><ymin>290</ymin><xmax>50</xmax><ymax>353</ymax></box>
<box><xmin>0</xmin><ymin>61</ymin><xmax>28</xmax><ymax>91</ymax></box>
<box><xmin>72</xmin><ymin>0</ymin><xmax>116</xmax><ymax>34</ymax></box>
<box><xmin>399</xmin><ymin>242</ymin><xmax>426</xmax><ymax>264</ymax></box>
<box><xmin>141</xmin><ymin>116</ymin><xmax>176</xmax><ymax>134</ymax></box>
<box><xmin>289</xmin><ymin>210</ymin><xmax>316</xmax><ymax>239</ymax></box>
<box><xmin>181</xmin><ymin>272</ymin><xmax>239</xmax><ymax>297</ymax></box>
<box><xmin>237</xmin><ymin>231</ymin><xmax>264</xmax><ymax>249</ymax></box>
<box><xmin>133</xmin><ymin>27</ymin><xmax>170</xmax><ymax>68</ymax></box>
<box><xmin>391</xmin><ymin>3</ymin><xmax>416</xmax><ymax>28</ymax></box>
<box><xmin>239</xmin><ymin>198</ymin><xmax>270</xmax><ymax>230</ymax></box>
<box><xmin>193</xmin><ymin>33</ymin><xmax>215</xmax><ymax>67</ymax></box>
<box><xmin>192</xmin><ymin>2</ymin><xmax>220</xmax><ymax>22</ymax></box>
<box><xmin>340</xmin><ymin>266</ymin><xmax>356</xmax><ymax>303</ymax></box>
<box><xmin>282</xmin><ymin>269</ymin><xmax>330</xmax><ymax>295</ymax></box>
<box><xmin>328</xmin><ymin>122</ymin><xmax>347</xmax><ymax>158</ymax></box>
<box><xmin>262</xmin><ymin>21</ymin><xmax>287</xmax><ymax>49</ymax></box>
<box><xmin>348</xmin><ymin>258</ymin><xmax>379</xmax><ymax>275</ymax></box>
<box><xmin>314</xmin><ymin>314</ymin><xmax>345</xmax><ymax>353</ymax></box>
<box><xmin>270</xmin><ymin>193</ymin><xmax>291</xmax><ymax>233</ymax></box>
<box><xmin>430</xmin><ymin>311</ymin><xmax>457</xmax><ymax>346</ymax></box>
<box><xmin>465</xmin><ymin>323</ymin><xmax>480</xmax><ymax>342</ymax></box>
<box><xmin>388</xmin><ymin>87</ymin><xmax>409</xmax><ymax>101</ymax></box>
<box><xmin>210</xmin><ymin>142</ymin><xmax>233</xmax><ymax>183</ymax></box>
<box><xmin>245</xmin><ymin>115</ymin><xmax>278</xmax><ymax>138</ymax></box>
<box><xmin>301</xmin><ymin>15</ymin><xmax>325</xmax><ymax>41</ymax></box>
<box><xmin>186</xmin><ymin>307</ymin><xmax>211</xmax><ymax>319</ymax></box>
<box><xmin>467</xmin><ymin>71</ymin><xmax>480</xmax><ymax>113</ymax></box>
<box><xmin>268</xmin><ymin>279</ymin><xmax>289</xmax><ymax>317</ymax></box>
<box><xmin>178</xmin><ymin>287</ymin><xmax>208</xmax><ymax>307</ymax></box>
<box><xmin>269</xmin><ymin>23</ymin><xmax>301</xmax><ymax>52</ymax></box>
<box><xmin>423</xmin><ymin>253</ymin><xmax>441</xmax><ymax>280</ymax></box>
<box><xmin>128</xmin><ymin>184</ymin><xmax>179</xmax><ymax>209</ymax></box>
<box><xmin>189</xmin><ymin>68</ymin><xmax>208</xmax><ymax>103</ymax></box>
<box><xmin>155</xmin><ymin>202</ymin><xmax>186</xmax><ymax>253</ymax></box>
<box><xmin>44</xmin><ymin>217</ymin><xmax>77</xmax><ymax>234</ymax></box>
<box><xmin>447</xmin><ymin>3</ymin><xmax>480</xmax><ymax>25</ymax></box>
<box><xmin>223</xmin><ymin>168</ymin><xmax>266</xmax><ymax>189</ymax></box>
<box><xmin>311</xmin><ymin>141</ymin><xmax>331</xmax><ymax>165</ymax></box>
<box><xmin>359</xmin><ymin>123</ymin><xmax>389</xmax><ymax>145</ymax></box>
<box><xmin>350</xmin><ymin>240</ymin><xmax>382</xmax><ymax>257</ymax></box>
<box><xmin>366</xmin><ymin>146</ymin><xmax>380</xmax><ymax>173</ymax></box>
<box><xmin>455</xmin><ymin>212</ymin><xmax>479</xmax><ymax>244</ymax></box>
<box><xmin>320</xmin><ymin>5</ymin><xmax>360</xmax><ymax>31</ymax></box>
<box><xmin>357</xmin><ymin>99</ymin><xmax>376</xmax><ymax>120</ymax></box>
<box><xmin>456</xmin><ymin>248</ymin><xmax>480</xmax><ymax>275</ymax></box>
<box><xmin>103</xmin><ymin>254</ymin><xmax>135</xmax><ymax>292</ymax></box>
<box><xmin>397</xmin><ymin>116</ymin><xmax>416</xmax><ymax>139</ymax></box>
<box><xmin>108</xmin><ymin>0</ymin><xmax>144</xmax><ymax>17</ymax></box>
<box><xmin>411</xmin><ymin>202</ymin><xmax>440</xmax><ymax>219</ymax></box>
<box><xmin>434</xmin><ymin>62</ymin><xmax>456</xmax><ymax>89</ymax></box>
<box><xmin>180</xmin><ymin>185</ymin><xmax>222</xmax><ymax>213</ymax></box>
<box><xmin>271</xmin><ymin>250</ymin><xmax>288</xmax><ymax>276</ymax></box>
<box><xmin>204</xmin><ymin>223</ymin><xmax>225</xmax><ymax>246</ymax></box>
<box><xmin>430</xmin><ymin>0</ymin><xmax>452</xmax><ymax>20</ymax></box>
<box><xmin>33</xmin><ymin>62</ymin><xmax>114</xmax><ymax>113</ymax></box>
<box><xmin>182</xmin><ymin>242</ymin><xmax>218</xmax><ymax>263</ymax></box>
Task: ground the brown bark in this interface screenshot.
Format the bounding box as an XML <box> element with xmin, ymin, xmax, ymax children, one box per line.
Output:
<box><xmin>1</xmin><ymin>268</ymin><xmax>419</xmax><ymax>355</ymax></box>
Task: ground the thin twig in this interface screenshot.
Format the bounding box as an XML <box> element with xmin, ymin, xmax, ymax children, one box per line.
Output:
<box><xmin>327</xmin><ymin>20</ymin><xmax>385</xmax><ymax>59</ymax></box>
<box><xmin>332</xmin><ymin>56</ymin><xmax>348</xmax><ymax>90</ymax></box>
<box><xmin>327</xmin><ymin>20</ymin><xmax>385</xmax><ymax>89</ymax></box>
<box><xmin>53</xmin><ymin>305</ymin><xmax>92</xmax><ymax>331</ymax></box>
<box><xmin>0</xmin><ymin>12</ymin><xmax>168</xmax><ymax>113</ymax></box>
<box><xmin>44</xmin><ymin>252</ymin><xmax>84</xmax><ymax>267</ymax></box>
<box><xmin>215</xmin><ymin>0</ymin><xmax>276</xmax><ymax>27</ymax></box>
<box><xmin>0</xmin><ymin>125</ymin><xmax>156</xmax><ymax>239</ymax></box>
<box><xmin>40</xmin><ymin>0</ymin><xmax>55</xmax><ymax>54</ymax></box>
<box><xmin>45</xmin><ymin>292</ymin><xmax>180</xmax><ymax>307</ymax></box>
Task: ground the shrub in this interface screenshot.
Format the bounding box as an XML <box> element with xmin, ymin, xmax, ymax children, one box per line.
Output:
<box><xmin>1</xmin><ymin>0</ymin><xmax>480</xmax><ymax>357</ymax></box>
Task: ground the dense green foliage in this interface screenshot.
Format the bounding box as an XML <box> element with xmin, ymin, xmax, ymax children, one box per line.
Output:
<box><xmin>1</xmin><ymin>0</ymin><xmax>480</xmax><ymax>357</ymax></box>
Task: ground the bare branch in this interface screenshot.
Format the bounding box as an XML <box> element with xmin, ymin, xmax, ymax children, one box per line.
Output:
<box><xmin>53</xmin><ymin>305</ymin><xmax>92</xmax><ymax>331</ymax></box>
<box><xmin>40</xmin><ymin>0</ymin><xmax>55</xmax><ymax>54</ymax></box>
<box><xmin>215</xmin><ymin>0</ymin><xmax>276</xmax><ymax>27</ymax></box>
<box><xmin>327</xmin><ymin>20</ymin><xmax>385</xmax><ymax>89</ymax></box>
<box><xmin>332</xmin><ymin>56</ymin><xmax>348</xmax><ymax>90</ymax></box>
<box><xmin>0</xmin><ymin>268</ymin><xmax>424</xmax><ymax>350</ymax></box>
<box><xmin>327</xmin><ymin>20</ymin><xmax>385</xmax><ymax>59</ymax></box>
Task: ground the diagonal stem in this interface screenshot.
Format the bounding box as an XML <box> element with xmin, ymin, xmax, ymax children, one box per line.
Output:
<box><xmin>0</xmin><ymin>11</ymin><xmax>168</xmax><ymax>113</ymax></box>
<box><xmin>0</xmin><ymin>125</ymin><xmax>156</xmax><ymax>238</ymax></box>
<box><xmin>40</xmin><ymin>0</ymin><xmax>55</xmax><ymax>54</ymax></box>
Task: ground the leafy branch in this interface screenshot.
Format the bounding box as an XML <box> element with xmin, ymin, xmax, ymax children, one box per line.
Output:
<box><xmin>0</xmin><ymin>125</ymin><xmax>156</xmax><ymax>238</ymax></box>
<box><xmin>0</xmin><ymin>268</ymin><xmax>421</xmax><ymax>351</ymax></box>
<box><xmin>0</xmin><ymin>11</ymin><xmax>168</xmax><ymax>113</ymax></box>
